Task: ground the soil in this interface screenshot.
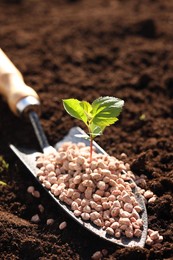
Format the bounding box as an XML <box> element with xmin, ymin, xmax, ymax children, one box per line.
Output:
<box><xmin>0</xmin><ymin>0</ymin><xmax>173</xmax><ymax>259</ymax></box>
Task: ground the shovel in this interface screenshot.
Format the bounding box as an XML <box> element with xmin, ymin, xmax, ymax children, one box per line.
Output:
<box><xmin>0</xmin><ymin>49</ymin><xmax>148</xmax><ymax>247</ymax></box>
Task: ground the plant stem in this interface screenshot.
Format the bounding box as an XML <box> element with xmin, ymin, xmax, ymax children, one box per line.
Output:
<box><xmin>90</xmin><ymin>135</ymin><xmax>93</xmax><ymax>163</ymax></box>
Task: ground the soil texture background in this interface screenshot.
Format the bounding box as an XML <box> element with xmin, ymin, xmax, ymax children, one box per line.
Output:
<box><xmin>0</xmin><ymin>0</ymin><xmax>173</xmax><ymax>259</ymax></box>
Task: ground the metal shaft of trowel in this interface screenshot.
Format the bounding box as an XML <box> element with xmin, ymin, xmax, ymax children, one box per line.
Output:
<box><xmin>16</xmin><ymin>96</ymin><xmax>55</xmax><ymax>154</ymax></box>
<box><xmin>29</xmin><ymin>110</ymin><xmax>56</xmax><ymax>154</ymax></box>
<box><xmin>29</xmin><ymin>111</ymin><xmax>50</xmax><ymax>151</ymax></box>
<box><xmin>29</xmin><ymin>111</ymin><xmax>56</xmax><ymax>154</ymax></box>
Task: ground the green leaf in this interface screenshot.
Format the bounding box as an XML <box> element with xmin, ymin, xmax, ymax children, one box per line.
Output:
<box><xmin>92</xmin><ymin>96</ymin><xmax>124</xmax><ymax>127</ymax></box>
<box><xmin>0</xmin><ymin>156</ymin><xmax>9</xmax><ymax>173</ymax></box>
<box><xmin>93</xmin><ymin>117</ymin><xmax>119</xmax><ymax>127</ymax></box>
<box><xmin>90</xmin><ymin>122</ymin><xmax>105</xmax><ymax>137</ymax></box>
<box><xmin>139</xmin><ymin>114</ymin><xmax>146</xmax><ymax>121</ymax></box>
<box><xmin>92</xmin><ymin>96</ymin><xmax>124</xmax><ymax>117</ymax></box>
<box><xmin>63</xmin><ymin>99</ymin><xmax>87</xmax><ymax>124</ymax></box>
<box><xmin>0</xmin><ymin>181</ymin><xmax>6</xmax><ymax>186</ymax></box>
<box><xmin>80</xmin><ymin>101</ymin><xmax>92</xmax><ymax>118</ymax></box>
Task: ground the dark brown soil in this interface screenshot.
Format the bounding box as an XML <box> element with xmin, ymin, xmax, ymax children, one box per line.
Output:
<box><xmin>0</xmin><ymin>0</ymin><xmax>173</xmax><ymax>259</ymax></box>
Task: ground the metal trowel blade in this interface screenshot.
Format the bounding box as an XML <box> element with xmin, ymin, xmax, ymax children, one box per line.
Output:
<box><xmin>10</xmin><ymin>126</ymin><xmax>148</xmax><ymax>247</ymax></box>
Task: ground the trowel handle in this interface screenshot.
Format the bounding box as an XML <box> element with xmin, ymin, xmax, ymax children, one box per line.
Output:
<box><xmin>0</xmin><ymin>48</ymin><xmax>40</xmax><ymax>115</ymax></box>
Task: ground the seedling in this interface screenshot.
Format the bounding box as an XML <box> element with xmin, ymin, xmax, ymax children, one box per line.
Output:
<box><xmin>0</xmin><ymin>181</ymin><xmax>6</xmax><ymax>185</ymax></box>
<box><xmin>0</xmin><ymin>156</ymin><xmax>8</xmax><ymax>186</ymax></box>
<box><xmin>63</xmin><ymin>96</ymin><xmax>124</xmax><ymax>162</ymax></box>
<box><xmin>139</xmin><ymin>114</ymin><xmax>146</xmax><ymax>121</ymax></box>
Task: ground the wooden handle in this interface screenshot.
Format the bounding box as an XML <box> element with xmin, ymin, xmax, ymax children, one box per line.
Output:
<box><xmin>0</xmin><ymin>48</ymin><xmax>39</xmax><ymax>115</ymax></box>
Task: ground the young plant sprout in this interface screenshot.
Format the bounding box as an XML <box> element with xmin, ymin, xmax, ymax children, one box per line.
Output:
<box><xmin>63</xmin><ymin>96</ymin><xmax>124</xmax><ymax>162</ymax></box>
<box><xmin>0</xmin><ymin>156</ymin><xmax>8</xmax><ymax>186</ymax></box>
